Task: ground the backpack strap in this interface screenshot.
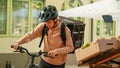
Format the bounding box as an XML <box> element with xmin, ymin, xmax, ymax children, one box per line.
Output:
<box><xmin>60</xmin><ymin>23</ymin><xmax>66</xmax><ymax>46</ymax></box>
<box><xmin>39</xmin><ymin>24</ymin><xmax>48</xmax><ymax>47</ymax></box>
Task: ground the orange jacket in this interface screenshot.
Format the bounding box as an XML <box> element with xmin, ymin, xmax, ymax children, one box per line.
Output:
<box><xmin>16</xmin><ymin>21</ymin><xmax>74</xmax><ymax>65</ymax></box>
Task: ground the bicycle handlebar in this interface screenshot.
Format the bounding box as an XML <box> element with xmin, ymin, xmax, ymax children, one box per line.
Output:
<box><xmin>11</xmin><ymin>45</ymin><xmax>48</xmax><ymax>57</ymax></box>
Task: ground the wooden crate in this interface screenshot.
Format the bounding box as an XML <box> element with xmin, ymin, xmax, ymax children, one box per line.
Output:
<box><xmin>75</xmin><ymin>38</ymin><xmax>119</xmax><ymax>63</ymax></box>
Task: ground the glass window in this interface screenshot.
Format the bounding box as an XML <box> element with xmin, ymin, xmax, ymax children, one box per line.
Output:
<box><xmin>103</xmin><ymin>22</ymin><xmax>114</xmax><ymax>36</ymax></box>
<box><xmin>31</xmin><ymin>0</ymin><xmax>45</xmax><ymax>29</ymax></box>
<box><xmin>0</xmin><ymin>0</ymin><xmax>7</xmax><ymax>35</ymax></box>
<box><xmin>96</xmin><ymin>20</ymin><xmax>115</xmax><ymax>38</ymax></box>
<box><xmin>11</xmin><ymin>1</ymin><xmax>29</xmax><ymax>36</ymax></box>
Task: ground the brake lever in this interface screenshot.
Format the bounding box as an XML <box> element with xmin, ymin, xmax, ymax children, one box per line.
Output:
<box><xmin>13</xmin><ymin>50</ymin><xmax>25</xmax><ymax>53</ymax></box>
<box><xmin>11</xmin><ymin>45</ymin><xmax>25</xmax><ymax>53</ymax></box>
<box><xmin>18</xmin><ymin>46</ymin><xmax>25</xmax><ymax>53</ymax></box>
<box><xmin>39</xmin><ymin>51</ymin><xmax>54</xmax><ymax>59</ymax></box>
<box><xmin>43</xmin><ymin>53</ymin><xmax>54</xmax><ymax>59</ymax></box>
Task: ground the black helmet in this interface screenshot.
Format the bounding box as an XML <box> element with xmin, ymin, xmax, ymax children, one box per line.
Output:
<box><xmin>39</xmin><ymin>5</ymin><xmax>58</xmax><ymax>22</ymax></box>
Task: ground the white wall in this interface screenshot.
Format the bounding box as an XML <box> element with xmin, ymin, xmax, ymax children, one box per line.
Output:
<box><xmin>45</xmin><ymin>0</ymin><xmax>64</xmax><ymax>11</ymax></box>
<box><xmin>115</xmin><ymin>17</ymin><xmax>120</xmax><ymax>37</ymax></box>
<box><xmin>0</xmin><ymin>37</ymin><xmax>41</xmax><ymax>53</ymax></box>
<box><xmin>84</xmin><ymin>18</ymin><xmax>92</xmax><ymax>43</ymax></box>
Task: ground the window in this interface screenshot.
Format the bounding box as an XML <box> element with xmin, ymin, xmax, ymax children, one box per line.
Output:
<box><xmin>31</xmin><ymin>0</ymin><xmax>45</xmax><ymax>29</ymax></box>
<box><xmin>96</xmin><ymin>20</ymin><xmax>115</xmax><ymax>38</ymax></box>
<box><xmin>0</xmin><ymin>0</ymin><xmax>7</xmax><ymax>35</ymax></box>
<box><xmin>11</xmin><ymin>1</ymin><xmax>29</xmax><ymax>36</ymax></box>
<box><xmin>103</xmin><ymin>22</ymin><xmax>114</xmax><ymax>36</ymax></box>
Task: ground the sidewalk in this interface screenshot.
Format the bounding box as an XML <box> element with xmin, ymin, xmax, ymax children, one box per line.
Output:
<box><xmin>65</xmin><ymin>65</ymin><xmax>89</xmax><ymax>68</ymax></box>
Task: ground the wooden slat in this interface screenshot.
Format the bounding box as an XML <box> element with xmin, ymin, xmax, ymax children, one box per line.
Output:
<box><xmin>79</xmin><ymin>48</ymin><xmax>120</xmax><ymax>67</ymax></box>
<box><xmin>95</xmin><ymin>53</ymin><xmax>120</xmax><ymax>66</ymax></box>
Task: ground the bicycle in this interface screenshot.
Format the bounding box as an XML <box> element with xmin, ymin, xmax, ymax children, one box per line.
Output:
<box><xmin>11</xmin><ymin>46</ymin><xmax>50</xmax><ymax>68</ymax></box>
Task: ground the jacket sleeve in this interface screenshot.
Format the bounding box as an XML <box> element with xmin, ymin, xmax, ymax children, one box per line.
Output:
<box><xmin>55</xmin><ymin>27</ymin><xmax>74</xmax><ymax>54</ymax></box>
<box><xmin>15</xmin><ymin>23</ymin><xmax>44</xmax><ymax>45</ymax></box>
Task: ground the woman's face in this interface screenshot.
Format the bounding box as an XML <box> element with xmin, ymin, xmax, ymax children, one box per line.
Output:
<box><xmin>45</xmin><ymin>20</ymin><xmax>54</xmax><ymax>29</ymax></box>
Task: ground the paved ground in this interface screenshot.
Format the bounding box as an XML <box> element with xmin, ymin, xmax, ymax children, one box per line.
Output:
<box><xmin>65</xmin><ymin>65</ymin><xmax>89</xmax><ymax>68</ymax></box>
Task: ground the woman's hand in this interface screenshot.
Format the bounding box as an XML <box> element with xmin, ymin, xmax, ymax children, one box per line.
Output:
<box><xmin>11</xmin><ymin>42</ymin><xmax>19</xmax><ymax>51</ymax></box>
<box><xmin>48</xmin><ymin>50</ymin><xmax>58</xmax><ymax>58</ymax></box>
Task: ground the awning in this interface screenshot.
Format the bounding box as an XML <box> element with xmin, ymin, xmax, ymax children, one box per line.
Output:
<box><xmin>59</xmin><ymin>0</ymin><xmax>120</xmax><ymax>19</ymax></box>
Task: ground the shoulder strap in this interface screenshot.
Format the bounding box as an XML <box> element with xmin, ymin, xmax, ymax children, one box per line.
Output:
<box><xmin>60</xmin><ymin>23</ymin><xmax>66</xmax><ymax>46</ymax></box>
<box><xmin>39</xmin><ymin>24</ymin><xmax>48</xmax><ymax>48</ymax></box>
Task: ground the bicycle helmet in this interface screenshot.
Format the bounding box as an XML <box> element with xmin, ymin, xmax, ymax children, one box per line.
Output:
<box><xmin>39</xmin><ymin>5</ymin><xmax>58</xmax><ymax>22</ymax></box>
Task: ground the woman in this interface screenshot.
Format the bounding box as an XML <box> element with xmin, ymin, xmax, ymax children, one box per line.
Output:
<box><xmin>12</xmin><ymin>5</ymin><xmax>74</xmax><ymax>68</ymax></box>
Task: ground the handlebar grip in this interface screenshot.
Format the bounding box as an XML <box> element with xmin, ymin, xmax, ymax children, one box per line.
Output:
<box><xmin>11</xmin><ymin>45</ymin><xmax>13</xmax><ymax>48</ymax></box>
<box><xmin>11</xmin><ymin>45</ymin><xmax>19</xmax><ymax>50</ymax></box>
<box><xmin>11</xmin><ymin>45</ymin><xmax>24</xmax><ymax>53</ymax></box>
<box><xmin>11</xmin><ymin>45</ymin><xmax>20</xmax><ymax>52</ymax></box>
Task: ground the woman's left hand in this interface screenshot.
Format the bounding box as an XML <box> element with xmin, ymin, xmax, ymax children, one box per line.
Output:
<box><xmin>48</xmin><ymin>50</ymin><xmax>58</xmax><ymax>58</ymax></box>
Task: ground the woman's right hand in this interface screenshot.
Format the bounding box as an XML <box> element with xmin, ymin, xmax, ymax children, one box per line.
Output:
<box><xmin>11</xmin><ymin>42</ymin><xmax>19</xmax><ymax>51</ymax></box>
